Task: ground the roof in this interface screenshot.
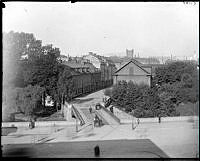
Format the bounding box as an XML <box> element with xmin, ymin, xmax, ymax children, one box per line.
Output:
<box><xmin>62</xmin><ymin>61</ymin><xmax>99</xmax><ymax>73</ymax></box>
<box><xmin>114</xmin><ymin>59</ymin><xmax>151</xmax><ymax>75</ymax></box>
<box><xmin>88</xmin><ymin>52</ymin><xmax>115</xmax><ymax>64</ymax></box>
<box><xmin>62</xmin><ymin>61</ymin><xmax>87</xmax><ymax>68</ymax></box>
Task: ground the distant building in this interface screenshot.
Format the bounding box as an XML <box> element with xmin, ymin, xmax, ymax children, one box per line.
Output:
<box><xmin>83</xmin><ymin>52</ymin><xmax>102</xmax><ymax>69</ymax></box>
<box><xmin>126</xmin><ymin>49</ymin><xmax>134</xmax><ymax>58</ymax></box>
<box><xmin>61</xmin><ymin>60</ymin><xmax>101</xmax><ymax>97</ymax></box>
<box><xmin>135</xmin><ymin>57</ymin><xmax>160</xmax><ymax>64</ymax></box>
<box><xmin>113</xmin><ymin>59</ymin><xmax>152</xmax><ymax>86</ymax></box>
<box><xmin>83</xmin><ymin>52</ymin><xmax>117</xmax><ymax>85</ymax></box>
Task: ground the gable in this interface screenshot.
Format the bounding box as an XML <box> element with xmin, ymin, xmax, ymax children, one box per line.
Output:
<box><xmin>142</xmin><ymin>66</ymin><xmax>152</xmax><ymax>74</ymax></box>
<box><xmin>115</xmin><ymin>61</ymin><xmax>150</xmax><ymax>76</ymax></box>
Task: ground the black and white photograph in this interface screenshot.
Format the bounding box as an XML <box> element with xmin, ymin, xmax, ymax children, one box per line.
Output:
<box><xmin>2</xmin><ymin>1</ymin><xmax>199</xmax><ymax>158</ymax></box>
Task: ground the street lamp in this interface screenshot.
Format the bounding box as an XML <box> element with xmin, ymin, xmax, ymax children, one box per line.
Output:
<box><xmin>76</xmin><ymin>117</ymin><xmax>78</xmax><ymax>132</ymax></box>
<box><xmin>131</xmin><ymin>110</ymin><xmax>135</xmax><ymax>130</ymax></box>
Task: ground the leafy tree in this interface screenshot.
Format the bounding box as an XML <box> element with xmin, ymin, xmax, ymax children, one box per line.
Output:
<box><xmin>111</xmin><ymin>81</ymin><xmax>128</xmax><ymax>108</ymax></box>
<box><xmin>153</xmin><ymin>61</ymin><xmax>198</xmax><ymax>86</ymax></box>
<box><xmin>17</xmin><ymin>85</ymin><xmax>45</xmax><ymax>116</ymax></box>
<box><xmin>23</xmin><ymin>44</ymin><xmax>61</xmax><ymax>107</ymax></box>
<box><xmin>3</xmin><ymin>31</ymin><xmax>62</xmax><ymax>118</ymax></box>
<box><xmin>56</xmin><ymin>66</ymin><xmax>75</xmax><ymax>107</ymax></box>
<box><xmin>3</xmin><ymin>31</ymin><xmax>36</xmax><ymax>87</ymax></box>
<box><xmin>109</xmin><ymin>80</ymin><xmax>179</xmax><ymax>118</ymax></box>
<box><xmin>153</xmin><ymin>61</ymin><xmax>198</xmax><ymax>104</ymax></box>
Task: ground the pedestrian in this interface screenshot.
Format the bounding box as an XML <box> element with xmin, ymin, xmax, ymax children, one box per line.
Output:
<box><xmin>94</xmin><ymin>145</ymin><xmax>100</xmax><ymax>157</ymax></box>
<box><xmin>29</xmin><ymin>117</ymin><xmax>35</xmax><ymax>129</ymax></box>
<box><xmin>132</xmin><ymin>123</ymin><xmax>136</xmax><ymax>130</ymax></box>
<box><xmin>137</xmin><ymin>118</ymin><xmax>140</xmax><ymax>125</ymax></box>
<box><xmin>89</xmin><ymin>106</ymin><xmax>92</xmax><ymax>114</ymax></box>
<box><xmin>110</xmin><ymin>106</ymin><xmax>113</xmax><ymax>113</ymax></box>
<box><xmin>158</xmin><ymin>116</ymin><xmax>161</xmax><ymax>123</ymax></box>
<box><xmin>94</xmin><ymin>115</ymin><xmax>98</xmax><ymax>127</ymax></box>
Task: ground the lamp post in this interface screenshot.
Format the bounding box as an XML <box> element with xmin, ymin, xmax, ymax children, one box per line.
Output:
<box><xmin>76</xmin><ymin>117</ymin><xmax>78</xmax><ymax>132</ymax></box>
<box><xmin>131</xmin><ymin>110</ymin><xmax>135</xmax><ymax>130</ymax></box>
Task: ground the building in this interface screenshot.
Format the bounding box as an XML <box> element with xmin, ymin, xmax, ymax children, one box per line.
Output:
<box><xmin>83</xmin><ymin>52</ymin><xmax>117</xmax><ymax>86</ymax></box>
<box><xmin>113</xmin><ymin>59</ymin><xmax>152</xmax><ymax>86</ymax></box>
<box><xmin>83</xmin><ymin>52</ymin><xmax>102</xmax><ymax>69</ymax></box>
<box><xmin>62</xmin><ymin>58</ymin><xmax>102</xmax><ymax>97</ymax></box>
<box><xmin>126</xmin><ymin>49</ymin><xmax>134</xmax><ymax>58</ymax></box>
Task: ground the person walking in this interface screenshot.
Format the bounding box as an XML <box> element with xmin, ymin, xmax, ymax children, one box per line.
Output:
<box><xmin>89</xmin><ymin>106</ymin><xmax>92</xmax><ymax>114</ymax></box>
<box><xmin>137</xmin><ymin>118</ymin><xmax>140</xmax><ymax>125</ymax></box>
<box><xmin>158</xmin><ymin>115</ymin><xmax>161</xmax><ymax>123</ymax></box>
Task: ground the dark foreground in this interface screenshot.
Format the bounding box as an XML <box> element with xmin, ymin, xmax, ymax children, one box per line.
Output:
<box><xmin>2</xmin><ymin>139</ymin><xmax>169</xmax><ymax>158</ymax></box>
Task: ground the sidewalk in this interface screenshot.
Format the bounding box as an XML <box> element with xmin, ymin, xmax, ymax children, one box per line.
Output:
<box><xmin>1</xmin><ymin>125</ymin><xmax>76</xmax><ymax>144</ymax></box>
<box><xmin>46</xmin><ymin>120</ymin><xmax>199</xmax><ymax>158</ymax></box>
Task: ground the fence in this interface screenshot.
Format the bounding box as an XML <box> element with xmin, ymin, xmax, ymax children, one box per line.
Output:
<box><xmin>2</xmin><ymin>120</ymin><xmax>78</xmax><ymax>128</ymax></box>
<box><xmin>120</xmin><ymin>116</ymin><xmax>199</xmax><ymax>124</ymax></box>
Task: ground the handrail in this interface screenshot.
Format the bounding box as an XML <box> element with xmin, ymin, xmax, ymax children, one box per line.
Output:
<box><xmin>71</xmin><ymin>106</ymin><xmax>85</xmax><ymax>126</ymax></box>
<box><xmin>100</xmin><ymin>104</ymin><xmax>121</xmax><ymax>124</ymax></box>
<box><xmin>94</xmin><ymin>111</ymin><xmax>109</xmax><ymax>125</ymax></box>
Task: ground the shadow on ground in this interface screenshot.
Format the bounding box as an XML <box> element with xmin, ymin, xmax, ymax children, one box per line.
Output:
<box><xmin>2</xmin><ymin>139</ymin><xmax>169</xmax><ymax>158</ymax></box>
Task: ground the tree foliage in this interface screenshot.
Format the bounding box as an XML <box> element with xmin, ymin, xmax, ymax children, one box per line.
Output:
<box><xmin>3</xmin><ymin>31</ymin><xmax>36</xmax><ymax>87</ymax></box>
<box><xmin>3</xmin><ymin>31</ymin><xmax>66</xmax><ymax>118</ymax></box>
<box><xmin>153</xmin><ymin>61</ymin><xmax>198</xmax><ymax>104</ymax></box>
<box><xmin>109</xmin><ymin>80</ymin><xmax>179</xmax><ymax>118</ymax></box>
<box><xmin>16</xmin><ymin>85</ymin><xmax>45</xmax><ymax>116</ymax></box>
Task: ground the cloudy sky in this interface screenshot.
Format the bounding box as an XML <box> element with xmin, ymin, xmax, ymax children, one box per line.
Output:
<box><xmin>3</xmin><ymin>2</ymin><xmax>199</xmax><ymax>58</ymax></box>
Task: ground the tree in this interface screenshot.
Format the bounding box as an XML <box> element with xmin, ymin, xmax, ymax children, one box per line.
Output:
<box><xmin>153</xmin><ymin>61</ymin><xmax>198</xmax><ymax>104</ymax></box>
<box><xmin>17</xmin><ymin>85</ymin><xmax>45</xmax><ymax>116</ymax></box>
<box><xmin>57</xmin><ymin>66</ymin><xmax>76</xmax><ymax>106</ymax></box>
<box><xmin>3</xmin><ymin>31</ymin><xmax>36</xmax><ymax>88</ymax></box>
<box><xmin>23</xmin><ymin>44</ymin><xmax>61</xmax><ymax>108</ymax></box>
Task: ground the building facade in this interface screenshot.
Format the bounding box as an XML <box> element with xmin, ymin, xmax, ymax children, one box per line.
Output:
<box><xmin>83</xmin><ymin>52</ymin><xmax>117</xmax><ymax>86</ymax></box>
<box><xmin>113</xmin><ymin>59</ymin><xmax>152</xmax><ymax>86</ymax></box>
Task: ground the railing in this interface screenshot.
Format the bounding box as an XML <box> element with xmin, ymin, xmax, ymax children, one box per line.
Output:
<box><xmin>100</xmin><ymin>104</ymin><xmax>121</xmax><ymax>124</ymax></box>
<box><xmin>94</xmin><ymin>110</ymin><xmax>109</xmax><ymax>125</ymax></box>
<box><xmin>71</xmin><ymin>106</ymin><xmax>85</xmax><ymax>126</ymax></box>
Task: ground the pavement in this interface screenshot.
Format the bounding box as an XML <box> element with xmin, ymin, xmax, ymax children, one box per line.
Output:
<box><xmin>2</xmin><ymin>139</ymin><xmax>169</xmax><ymax>158</ymax></box>
<box><xmin>2</xmin><ymin>121</ymin><xmax>198</xmax><ymax>158</ymax></box>
<box><xmin>1</xmin><ymin>89</ymin><xmax>199</xmax><ymax>158</ymax></box>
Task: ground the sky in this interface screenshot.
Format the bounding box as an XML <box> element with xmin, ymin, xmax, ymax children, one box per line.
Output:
<box><xmin>3</xmin><ymin>2</ymin><xmax>199</xmax><ymax>58</ymax></box>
